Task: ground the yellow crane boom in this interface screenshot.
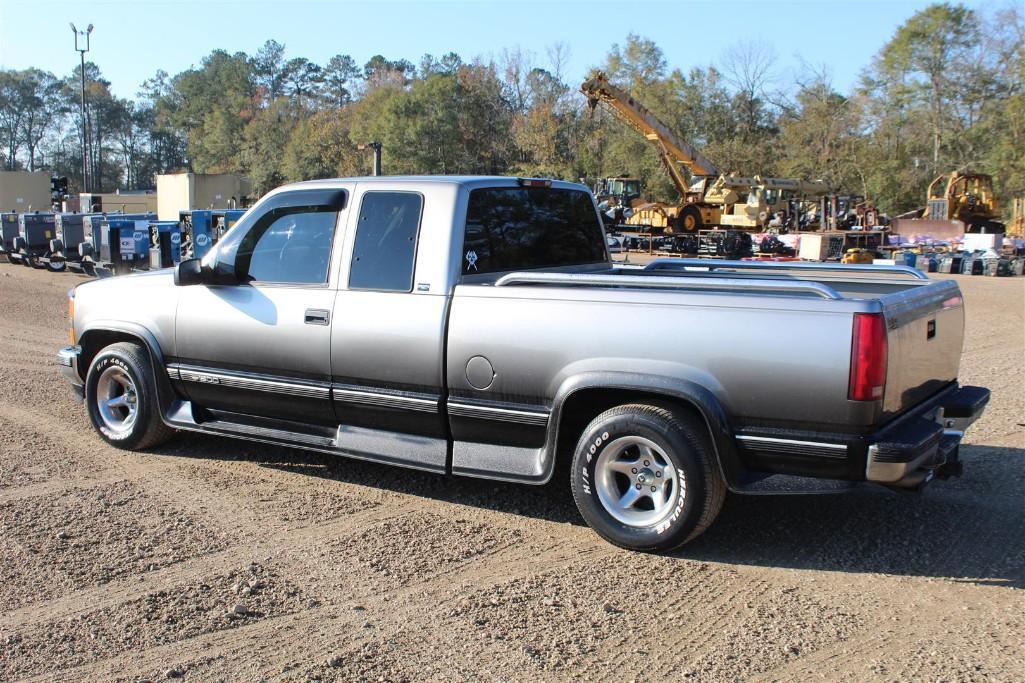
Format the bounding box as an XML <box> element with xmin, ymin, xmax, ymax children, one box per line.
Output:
<box><xmin>580</xmin><ymin>71</ymin><xmax>720</xmax><ymax>197</ymax></box>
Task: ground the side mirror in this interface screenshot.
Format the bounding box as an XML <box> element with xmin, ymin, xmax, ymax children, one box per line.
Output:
<box><xmin>174</xmin><ymin>258</ymin><xmax>205</xmax><ymax>286</ymax></box>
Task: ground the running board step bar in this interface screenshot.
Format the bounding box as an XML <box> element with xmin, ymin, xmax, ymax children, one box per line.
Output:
<box><xmin>163</xmin><ymin>400</ymin><xmax>447</xmax><ymax>473</ymax></box>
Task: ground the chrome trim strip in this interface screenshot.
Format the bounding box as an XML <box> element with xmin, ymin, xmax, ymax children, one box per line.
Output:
<box><xmin>736</xmin><ymin>435</ymin><xmax>847</xmax><ymax>450</ymax></box>
<box><xmin>169</xmin><ymin>364</ymin><xmax>331</xmax><ymax>400</ymax></box>
<box><xmin>203</xmin><ymin>420</ymin><xmax>335</xmax><ymax>447</ymax></box>
<box><xmin>447</xmin><ymin>402</ymin><xmax>550</xmax><ymax>426</ymax></box>
<box><xmin>331</xmin><ymin>385</ymin><xmax>439</xmax><ymax>413</ymax></box>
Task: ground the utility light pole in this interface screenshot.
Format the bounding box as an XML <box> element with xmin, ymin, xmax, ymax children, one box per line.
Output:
<box><xmin>70</xmin><ymin>22</ymin><xmax>93</xmax><ymax>193</ymax></box>
<box><xmin>358</xmin><ymin>142</ymin><xmax>382</xmax><ymax>176</ymax></box>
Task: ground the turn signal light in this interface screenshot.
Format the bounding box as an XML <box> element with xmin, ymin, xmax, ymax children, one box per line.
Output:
<box><xmin>848</xmin><ymin>312</ymin><xmax>887</xmax><ymax>401</ymax></box>
<box><xmin>67</xmin><ymin>292</ymin><xmax>75</xmax><ymax>345</ymax></box>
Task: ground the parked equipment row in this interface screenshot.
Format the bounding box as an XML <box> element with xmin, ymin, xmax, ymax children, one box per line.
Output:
<box><xmin>0</xmin><ymin>209</ymin><xmax>244</xmax><ymax>277</ymax></box>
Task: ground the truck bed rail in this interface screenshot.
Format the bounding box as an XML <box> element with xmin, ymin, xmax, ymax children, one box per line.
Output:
<box><xmin>642</xmin><ymin>258</ymin><xmax>929</xmax><ymax>280</ymax></box>
<box><xmin>494</xmin><ymin>271</ymin><xmax>844</xmax><ymax>300</ymax></box>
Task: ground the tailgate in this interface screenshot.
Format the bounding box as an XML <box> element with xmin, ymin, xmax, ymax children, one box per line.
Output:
<box><xmin>881</xmin><ymin>280</ymin><xmax>964</xmax><ymax>417</ymax></box>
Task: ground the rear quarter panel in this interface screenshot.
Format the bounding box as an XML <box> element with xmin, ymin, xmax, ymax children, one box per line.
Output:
<box><xmin>447</xmin><ymin>286</ymin><xmax>869</xmax><ymax>432</ymax></box>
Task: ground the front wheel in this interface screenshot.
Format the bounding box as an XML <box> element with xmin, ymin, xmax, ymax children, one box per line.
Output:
<box><xmin>85</xmin><ymin>342</ymin><xmax>175</xmax><ymax>450</ymax></box>
<box><xmin>678</xmin><ymin>205</ymin><xmax>703</xmax><ymax>232</ymax></box>
<box><xmin>570</xmin><ymin>404</ymin><xmax>725</xmax><ymax>551</ymax></box>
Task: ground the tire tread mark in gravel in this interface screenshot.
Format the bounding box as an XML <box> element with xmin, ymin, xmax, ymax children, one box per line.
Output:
<box><xmin>16</xmin><ymin>537</ymin><xmax>598</xmax><ymax>683</ymax></box>
<box><xmin>0</xmin><ymin>501</ymin><xmax>416</xmax><ymax>631</ymax></box>
<box><xmin>645</xmin><ymin>575</ymin><xmax>775</xmax><ymax>679</ymax></box>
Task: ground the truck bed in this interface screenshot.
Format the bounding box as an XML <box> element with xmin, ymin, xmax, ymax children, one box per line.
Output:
<box><xmin>455</xmin><ymin>259</ymin><xmax>963</xmax><ymax>431</ymax></box>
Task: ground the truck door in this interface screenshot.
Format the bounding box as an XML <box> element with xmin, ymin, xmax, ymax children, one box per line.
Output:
<box><xmin>329</xmin><ymin>187</ymin><xmax>450</xmax><ymax>473</ymax></box>
<box><xmin>173</xmin><ymin>188</ymin><xmax>349</xmax><ymax>425</ymax></box>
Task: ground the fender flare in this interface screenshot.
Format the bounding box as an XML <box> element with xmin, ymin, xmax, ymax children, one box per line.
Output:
<box><xmin>77</xmin><ymin>321</ymin><xmax>176</xmax><ymax>414</ymax></box>
<box><xmin>541</xmin><ymin>371</ymin><xmax>746</xmax><ymax>491</ymax></box>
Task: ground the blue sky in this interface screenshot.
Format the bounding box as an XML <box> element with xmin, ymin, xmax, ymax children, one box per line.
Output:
<box><xmin>0</xmin><ymin>0</ymin><xmax>998</xmax><ymax>100</ymax></box>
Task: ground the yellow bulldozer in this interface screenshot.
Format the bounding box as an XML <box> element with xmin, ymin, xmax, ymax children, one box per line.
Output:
<box><xmin>920</xmin><ymin>171</ymin><xmax>1003</xmax><ymax>233</ymax></box>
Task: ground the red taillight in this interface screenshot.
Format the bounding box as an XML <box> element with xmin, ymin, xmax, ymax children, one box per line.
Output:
<box><xmin>518</xmin><ymin>178</ymin><xmax>552</xmax><ymax>188</ymax></box>
<box><xmin>848</xmin><ymin>312</ymin><xmax>887</xmax><ymax>401</ymax></box>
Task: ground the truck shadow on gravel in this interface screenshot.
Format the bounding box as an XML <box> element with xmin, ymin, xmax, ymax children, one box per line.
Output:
<box><xmin>157</xmin><ymin>437</ymin><xmax>1024</xmax><ymax>589</ymax></box>
<box><xmin>684</xmin><ymin>444</ymin><xmax>1025</xmax><ymax>589</ymax></box>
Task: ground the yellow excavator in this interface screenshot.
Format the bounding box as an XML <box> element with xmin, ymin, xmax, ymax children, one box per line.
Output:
<box><xmin>580</xmin><ymin>71</ymin><xmax>828</xmax><ymax>233</ymax></box>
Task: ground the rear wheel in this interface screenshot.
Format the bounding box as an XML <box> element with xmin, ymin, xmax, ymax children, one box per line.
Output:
<box><xmin>571</xmin><ymin>403</ymin><xmax>725</xmax><ymax>551</ymax></box>
<box><xmin>85</xmin><ymin>342</ymin><xmax>175</xmax><ymax>450</ymax></box>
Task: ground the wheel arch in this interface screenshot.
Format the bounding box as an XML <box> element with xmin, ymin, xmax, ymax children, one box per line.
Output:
<box><xmin>77</xmin><ymin>322</ymin><xmax>175</xmax><ymax>413</ymax></box>
<box><xmin>543</xmin><ymin>372</ymin><xmax>745</xmax><ymax>491</ymax></box>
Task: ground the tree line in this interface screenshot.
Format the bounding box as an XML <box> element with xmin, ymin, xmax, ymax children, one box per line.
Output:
<box><xmin>0</xmin><ymin>2</ymin><xmax>1021</xmax><ymax>217</ymax></box>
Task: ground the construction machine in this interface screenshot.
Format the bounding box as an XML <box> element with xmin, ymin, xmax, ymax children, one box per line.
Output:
<box><xmin>591</xmin><ymin>176</ymin><xmax>642</xmax><ymax>206</ymax></box>
<box><xmin>719</xmin><ymin>176</ymin><xmax>830</xmax><ymax>230</ymax></box>
<box><xmin>581</xmin><ymin>71</ymin><xmax>725</xmax><ymax>232</ymax></box>
<box><xmin>1009</xmin><ymin>191</ymin><xmax>1024</xmax><ymax>237</ymax></box>
<box><xmin>580</xmin><ymin>71</ymin><xmax>828</xmax><ymax>233</ymax></box>
<box><xmin>589</xmin><ymin>176</ymin><xmax>642</xmax><ymax>226</ymax></box>
<box><xmin>921</xmin><ymin>171</ymin><xmax>1003</xmax><ymax>233</ymax></box>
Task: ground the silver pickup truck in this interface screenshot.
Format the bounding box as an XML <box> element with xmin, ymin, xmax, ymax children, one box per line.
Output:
<box><xmin>57</xmin><ymin>176</ymin><xmax>990</xmax><ymax>551</ymax></box>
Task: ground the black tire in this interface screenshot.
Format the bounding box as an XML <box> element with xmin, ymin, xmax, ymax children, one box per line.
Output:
<box><xmin>570</xmin><ymin>403</ymin><xmax>725</xmax><ymax>552</ymax></box>
<box><xmin>678</xmin><ymin>205</ymin><xmax>703</xmax><ymax>232</ymax></box>
<box><xmin>85</xmin><ymin>341</ymin><xmax>175</xmax><ymax>450</ymax></box>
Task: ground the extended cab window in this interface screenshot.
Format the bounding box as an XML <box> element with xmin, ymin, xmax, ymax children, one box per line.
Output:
<box><xmin>234</xmin><ymin>207</ymin><xmax>337</xmax><ymax>284</ymax></box>
<box><xmin>348</xmin><ymin>192</ymin><xmax>423</xmax><ymax>291</ymax></box>
<box><xmin>462</xmin><ymin>187</ymin><xmax>606</xmax><ymax>275</ymax></box>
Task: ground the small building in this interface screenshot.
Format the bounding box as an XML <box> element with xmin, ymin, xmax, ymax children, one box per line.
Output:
<box><xmin>156</xmin><ymin>173</ymin><xmax>250</xmax><ymax>221</ymax></box>
<box><xmin>79</xmin><ymin>191</ymin><xmax>159</xmax><ymax>215</ymax></box>
<box><xmin>0</xmin><ymin>171</ymin><xmax>51</xmax><ymax>212</ymax></box>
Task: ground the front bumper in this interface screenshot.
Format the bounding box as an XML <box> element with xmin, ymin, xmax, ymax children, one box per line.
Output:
<box><xmin>56</xmin><ymin>346</ymin><xmax>84</xmax><ymax>402</ymax></box>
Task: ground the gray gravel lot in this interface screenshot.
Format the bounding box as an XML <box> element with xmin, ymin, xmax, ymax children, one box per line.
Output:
<box><xmin>0</xmin><ymin>263</ymin><xmax>1022</xmax><ymax>681</ymax></box>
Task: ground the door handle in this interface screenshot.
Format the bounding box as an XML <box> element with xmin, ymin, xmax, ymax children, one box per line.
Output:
<box><xmin>304</xmin><ymin>308</ymin><xmax>330</xmax><ymax>325</ymax></box>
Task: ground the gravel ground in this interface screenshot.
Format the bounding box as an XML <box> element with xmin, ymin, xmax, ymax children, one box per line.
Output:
<box><xmin>0</xmin><ymin>262</ymin><xmax>1022</xmax><ymax>681</ymax></box>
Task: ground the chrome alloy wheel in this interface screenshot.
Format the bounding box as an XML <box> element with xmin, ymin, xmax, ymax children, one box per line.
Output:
<box><xmin>95</xmin><ymin>365</ymin><xmax>139</xmax><ymax>435</ymax></box>
<box><xmin>594</xmin><ymin>436</ymin><xmax>684</xmax><ymax>528</ymax></box>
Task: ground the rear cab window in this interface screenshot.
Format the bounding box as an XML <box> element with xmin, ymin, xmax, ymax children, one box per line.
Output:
<box><xmin>462</xmin><ymin>186</ymin><xmax>607</xmax><ymax>277</ymax></box>
<box><xmin>348</xmin><ymin>191</ymin><xmax>424</xmax><ymax>291</ymax></box>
